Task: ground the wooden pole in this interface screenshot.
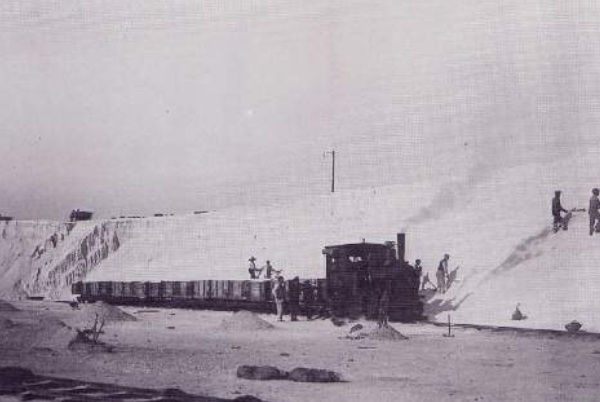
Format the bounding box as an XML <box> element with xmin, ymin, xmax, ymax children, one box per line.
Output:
<box><xmin>331</xmin><ymin>150</ymin><xmax>335</xmax><ymax>193</ymax></box>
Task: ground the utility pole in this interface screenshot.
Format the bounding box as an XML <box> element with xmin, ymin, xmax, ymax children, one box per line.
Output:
<box><xmin>325</xmin><ymin>150</ymin><xmax>335</xmax><ymax>192</ymax></box>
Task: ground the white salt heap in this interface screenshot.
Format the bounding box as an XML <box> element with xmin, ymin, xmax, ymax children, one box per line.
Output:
<box><xmin>71</xmin><ymin>301</ymin><xmax>137</xmax><ymax>328</ymax></box>
<box><xmin>218</xmin><ymin>311</ymin><xmax>274</xmax><ymax>331</ymax></box>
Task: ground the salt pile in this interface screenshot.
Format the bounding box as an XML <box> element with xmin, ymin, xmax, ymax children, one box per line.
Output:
<box><xmin>74</xmin><ymin>301</ymin><xmax>137</xmax><ymax>327</ymax></box>
<box><xmin>219</xmin><ymin>311</ymin><xmax>274</xmax><ymax>331</ymax></box>
<box><xmin>0</xmin><ymin>300</ymin><xmax>19</xmax><ymax>311</ymax></box>
<box><xmin>367</xmin><ymin>326</ymin><xmax>409</xmax><ymax>341</ymax></box>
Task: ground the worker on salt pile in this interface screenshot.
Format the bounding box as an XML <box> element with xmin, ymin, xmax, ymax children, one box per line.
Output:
<box><xmin>264</xmin><ymin>260</ymin><xmax>282</xmax><ymax>279</ymax></box>
<box><xmin>552</xmin><ymin>190</ymin><xmax>569</xmax><ymax>232</ymax></box>
<box><xmin>272</xmin><ymin>276</ymin><xmax>287</xmax><ymax>321</ymax></box>
<box><xmin>248</xmin><ymin>256</ymin><xmax>262</xmax><ymax>279</ymax></box>
<box><xmin>436</xmin><ymin>254</ymin><xmax>450</xmax><ymax>294</ymax></box>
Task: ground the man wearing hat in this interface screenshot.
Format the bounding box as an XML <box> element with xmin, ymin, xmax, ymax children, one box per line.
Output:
<box><xmin>248</xmin><ymin>256</ymin><xmax>260</xmax><ymax>279</ymax></box>
<box><xmin>552</xmin><ymin>190</ymin><xmax>568</xmax><ymax>232</ymax></box>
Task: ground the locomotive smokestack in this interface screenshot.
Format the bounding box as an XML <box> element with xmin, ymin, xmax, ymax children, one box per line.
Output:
<box><xmin>396</xmin><ymin>233</ymin><xmax>406</xmax><ymax>263</ymax></box>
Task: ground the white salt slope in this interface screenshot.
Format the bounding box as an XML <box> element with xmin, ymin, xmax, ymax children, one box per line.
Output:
<box><xmin>451</xmin><ymin>214</ymin><xmax>600</xmax><ymax>332</ymax></box>
<box><xmin>0</xmin><ymin>219</ymin><xmax>124</xmax><ymax>300</ymax></box>
<box><xmin>418</xmin><ymin>153</ymin><xmax>600</xmax><ymax>332</ymax></box>
<box><xmin>85</xmin><ymin>180</ymin><xmax>436</xmax><ymax>283</ymax></box>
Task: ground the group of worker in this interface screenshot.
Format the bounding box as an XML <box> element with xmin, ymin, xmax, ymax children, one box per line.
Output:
<box><xmin>248</xmin><ymin>256</ymin><xmax>317</xmax><ymax>322</ymax></box>
<box><xmin>552</xmin><ymin>188</ymin><xmax>600</xmax><ymax>236</ymax></box>
<box><xmin>247</xmin><ymin>256</ymin><xmax>282</xmax><ymax>279</ymax></box>
<box><xmin>271</xmin><ymin>275</ymin><xmax>318</xmax><ymax>322</ymax></box>
<box><xmin>409</xmin><ymin>253</ymin><xmax>452</xmax><ymax>294</ymax></box>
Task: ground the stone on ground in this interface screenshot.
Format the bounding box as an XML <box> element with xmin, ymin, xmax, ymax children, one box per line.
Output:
<box><xmin>288</xmin><ymin>367</ymin><xmax>341</xmax><ymax>383</ymax></box>
<box><xmin>237</xmin><ymin>365</ymin><xmax>287</xmax><ymax>381</ymax></box>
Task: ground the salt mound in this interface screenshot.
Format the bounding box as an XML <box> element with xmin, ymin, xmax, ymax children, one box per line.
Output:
<box><xmin>366</xmin><ymin>325</ymin><xmax>409</xmax><ymax>341</ymax></box>
<box><xmin>219</xmin><ymin>311</ymin><xmax>274</xmax><ymax>331</ymax></box>
<box><xmin>0</xmin><ymin>300</ymin><xmax>19</xmax><ymax>311</ymax></box>
<box><xmin>76</xmin><ymin>301</ymin><xmax>137</xmax><ymax>326</ymax></box>
<box><xmin>346</xmin><ymin>324</ymin><xmax>408</xmax><ymax>341</ymax></box>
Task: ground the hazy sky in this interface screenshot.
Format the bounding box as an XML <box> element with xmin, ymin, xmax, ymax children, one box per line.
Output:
<box><xmin>2</xmin><ymin>0</ymin><xmax>600</xmax><ymax>220</ymax></box>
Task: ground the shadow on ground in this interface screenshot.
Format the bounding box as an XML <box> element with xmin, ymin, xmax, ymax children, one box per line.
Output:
<box><xmin>0</xmin><ymin>367</ymin><xmax>262</xmax><ymax>402</ymax></box>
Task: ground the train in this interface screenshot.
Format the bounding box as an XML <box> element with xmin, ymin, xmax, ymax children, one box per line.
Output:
<box><xmin>72</xmin><ymin>233</ymin><xmax>424</xmax><ymax>322</ymax></box>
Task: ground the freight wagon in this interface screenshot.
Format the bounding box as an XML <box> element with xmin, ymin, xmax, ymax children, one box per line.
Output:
<box><xmin>72</xmin><ymin>233</ymin><xmax>424</xmax><ymax>322</ymax></box>
<box><xmin>72</xmin><ymin>278</ymin><xmax>328</xmax><ymax>314</ymax></box>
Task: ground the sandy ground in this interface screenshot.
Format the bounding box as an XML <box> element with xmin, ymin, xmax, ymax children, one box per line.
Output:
<box><xmin>2</xmin><ymin>301</ymin><xmax>600</xmax><ymax>402</ymax></box>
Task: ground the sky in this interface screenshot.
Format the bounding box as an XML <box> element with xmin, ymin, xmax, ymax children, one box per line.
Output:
<box><xmin>1</xmin><ymin>0</ymin><xmax>600</xmax><ymax>220</ymax></box>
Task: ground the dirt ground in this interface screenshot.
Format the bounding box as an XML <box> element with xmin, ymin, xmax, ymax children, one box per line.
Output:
<box><xmin>2</xmin><ymin>301</ymin><xmax>600</xmax><ymax>402</ymax></box>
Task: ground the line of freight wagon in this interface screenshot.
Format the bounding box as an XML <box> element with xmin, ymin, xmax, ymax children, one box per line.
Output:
<box><xmin>72</xmin><ymin>279</ymin><xmax>327</xmax><ymax>314</ymax></box>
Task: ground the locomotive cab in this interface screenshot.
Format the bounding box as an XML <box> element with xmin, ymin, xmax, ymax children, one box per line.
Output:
<box><xmin>323</xmin><ymin>234</ymin><xmax>422</xmax><ymax>322</ymax></box>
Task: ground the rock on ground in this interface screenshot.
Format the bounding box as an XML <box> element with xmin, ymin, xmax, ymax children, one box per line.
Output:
<box><xmin>346</xmin><ymin>324</ymin><xmax>409</xmax><ymax>341</ymax></box>
<box><xmin>237</xmin><ymin>365</ymin><xmax>287</xmax><ymax>381</ymax></box>
<box><xmin>288</xmin><ymin>368</ymin><xmax>341</xmax><ymax>383</ymax></box>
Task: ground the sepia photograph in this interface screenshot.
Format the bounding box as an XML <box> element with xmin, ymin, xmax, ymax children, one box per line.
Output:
<box><xmin>2</xmin><ymin>1</ymin><xmax>600</xmax><ymax>401</ymax></box>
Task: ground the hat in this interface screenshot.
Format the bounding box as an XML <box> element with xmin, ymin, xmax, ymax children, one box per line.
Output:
<box><xmin>249</xmin><ymin>256</ymin><xmax>256</xmax><ymax>262</ymax></box>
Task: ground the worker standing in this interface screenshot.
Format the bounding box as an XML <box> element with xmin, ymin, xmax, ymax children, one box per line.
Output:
<box><xmin>414</xmin><ymin>259</ymin><xmax>423</xmax><ymax>292</ymax></box>
<box><xmin>589</xmin><ymin>188</ymin><xmax>600</xmax><ymax>236</ymax></box>
<box><xmin>264</xmin><ymin>260</ymin><xmax>282</xmax><ymax>279</ymax></box>
<box><xmin>272</xmin><ymin>276</ymin><xmax>287</xmax><ymax>321</ymax></box>
<box><xmin>301</xmin><ymin>280</ymin><xmax>315</xmax><ymax>320</ymax></box>
<box><xmin>436</xmin><ymin>254</ymin><xmax>450</xmax><ymax>294</ymax></box>
<box><xmin>288</xmin><ymin>276</ymin><xmax>301</xmax><ymax>322</ymax></box>
<box><xmin>552</xmin><ymin>190</ymin><xmax>568</xmax><ymax>232</ymax></box>
<box><xmin>248</xmin><ymin>256</ymin><xmax>258</xmax><ymax>279</ymax></box>
<box><xmin>377</xmin><ymin>288</ymin><xmax>390</xmax><ymax>328</ymax></box>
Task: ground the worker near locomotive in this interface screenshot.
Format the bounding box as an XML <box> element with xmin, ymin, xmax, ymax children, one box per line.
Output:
<box><xmin>73</xmin><ymin>233</ymin><xmax>425</xmax><ymax>323</ymax></box>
